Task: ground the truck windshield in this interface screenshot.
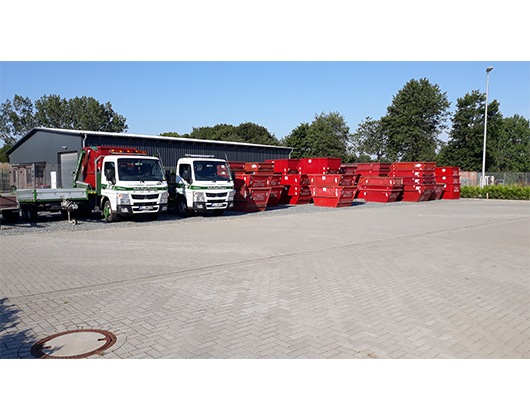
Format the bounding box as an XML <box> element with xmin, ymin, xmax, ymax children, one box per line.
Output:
<box><xmin>117</xmin><ymin>158</ymin><xmax>165</xmax><ymax>182</ymax></box>
<box><xmin>193</xmin><ymin>161</ymin><xmax>232</xmax><ymax>182</ymax></box>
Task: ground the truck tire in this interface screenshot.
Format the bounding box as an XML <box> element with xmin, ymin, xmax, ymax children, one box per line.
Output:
<box><xmin>176</xmin><ymin>198</ymin><xmax>190</xmax><ymax>217</ymax></box>
<box><xmin>102</xmin><ymin>200</ymin><xmax>118</xmax><ymax>222</ymax></box>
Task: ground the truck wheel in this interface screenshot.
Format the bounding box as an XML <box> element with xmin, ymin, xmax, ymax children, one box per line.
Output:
<box><xmin>103</xmin><ymin>200</ymin><xmax>118</xmax><ymax>222</ymax></box>
<box><xmin>22</xmin><ymin>205</ymin><xmax>38</xmax><ymax>222</ymax></box>
<box><xmin>176</xmin><ymin>198</ymin><xmax>190</xmax><ymax>217</ymax></box>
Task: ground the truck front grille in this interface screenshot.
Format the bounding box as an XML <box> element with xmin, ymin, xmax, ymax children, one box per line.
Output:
<box><xmin>131</xmin><ymin>194</ymin><xmax>159</xmax><ymax>200</ymax></box>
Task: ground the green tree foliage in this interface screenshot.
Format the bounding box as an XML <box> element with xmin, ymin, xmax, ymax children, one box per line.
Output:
<box><xmin>382</xmin><ymin>78</ymin><xmax>450</xmax><ymax>162</ymax></box>
<box><xmin>283</xmin><ymin>123</ymin><xmax>311</xmax><ymax>158</ymax></box>
<box><xmin>284</xmin><ymin>112</ymin><xmax>351</xmax><ymax>159</ymax></box>
<box><xmin>0</xmin><ymin>143</ymin><xmax>10</xmax><ymax>162</ymax></box>
<box><xmin>0</xmin><ymin>94</ymin><xmax>128</xmax><ymax>147</ymax></box>
<box><xmin>163</xmin><ymin>122</ymin><xmax>279</xmax><ymax>145</ymax></box>
<box><xmin>0</xmin><ymin>95</ymin><xmax>36</xmax><ymax>146</ymax></box>
<box><xmin>495</xmin><ymin>114</ymin><xmax>530</xmax><ymax>172</ymax></box>
<box><xmin>437</xmin><ymin>90</ymin><xmax>503</xmax><ymax>171</ymax></box>
<box><xmin>351</xmin><ymin>117</ymin><xmax>389</xmax><ymax>161</ymax></box>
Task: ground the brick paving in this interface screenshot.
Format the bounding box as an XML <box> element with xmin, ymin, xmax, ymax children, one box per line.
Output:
<box><xmin>1</xmin><ymin>199</ymin><xmax>529</xmax><ymax>358</ymax></box>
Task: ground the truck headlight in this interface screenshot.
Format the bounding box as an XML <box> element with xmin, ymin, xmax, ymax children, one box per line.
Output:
<box><xmin>117</xmin><ymin>193</ymin><xmax>131</xmax><ymax>205</ymax></box>
<box><xmin>193</xmin><ymin>191</ymin><xmax>206</xmax><ymax>202</ymax></box>
<box><xmin>228</xmin><ymin>190</ymin><xmax>235</xmax><ymax>201</ymax></box>
<box><xmin>160</xmin><ymin>191</ymin><xmax>169</xmax><ymax>204</ymax></box>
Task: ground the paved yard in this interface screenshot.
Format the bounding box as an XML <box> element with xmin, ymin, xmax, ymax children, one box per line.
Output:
<box><xmin>1</xmin><ymin>199</ymin><xmax>529</xmax><ymax>358</ymax></box>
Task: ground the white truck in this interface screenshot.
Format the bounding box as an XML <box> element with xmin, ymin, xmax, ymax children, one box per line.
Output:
<box><xmin>15</xmin><ymin>146</ymin><xmax>169</xmax><ymax>222</ymax></box>
<box><xmin>168</xmin><ymin>155</ymin><xmax>235</xmax><ymax>216</ymax></box>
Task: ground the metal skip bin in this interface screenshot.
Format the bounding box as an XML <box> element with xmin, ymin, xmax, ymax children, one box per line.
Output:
<box><xmin>389</xmin><ymin>162</ymin><xmax>437</xmax><ymax>201</ymax></box>
<box><xmin>435</xmin><ymin>166</ymin><xmax>461</xmax><ymax>200</ymax></box>
<box><xmin>232</xmin><ymin>162</ymin><xmax>273</xmax><ymax>211</ymax></box>
<box><xmin>233</xmin><ymin>187</ymin><xmax>271</xmax><ymax>212</ymax></box>
<box><xmin>401</xmin><ymin>184</ymin><xmax>436</xmax><ymax>202</ymax></box>
<box><xmin>265</xmin><ymin>159</ymin><xmax>300</xmax><ymax>174</ymax></box>
<box><xmin>311</xmin><ymin>185</ymin><xmax>356</xmax><ymax>207</ymax></box>
<box><xmin>431</xmin><ymin>183</ymin><xmax>445</xmax><ymax>200</ymax></box>
<box><xmin>297</xmin><ymin>158</ymin><xmax>342</xmax><ymax>175</ymax></box>
<box><xmin>355</xmin><ymin>163</ymin><xmax>391</xmax><ymax>177</ymax></box>
<box><xmin>309</xmin><ymin>174</ymin><xmax>356</xmax><ymax>187</ymax></box>
<box><xmin>279</xmin><ymin>174</ymin><xmax>311</xmax><ymax>205</ymax></box>
<box><xmin>356</xmin><ymin>176</ymin><xmax>404</xmax><ymax>203</ymax></box>
<box><xmin>267</xmin><ymin>174</ymin><xmax>283</xmax><ymax>206</ymax></box>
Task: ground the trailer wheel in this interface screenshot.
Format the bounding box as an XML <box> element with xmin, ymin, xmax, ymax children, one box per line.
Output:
<box><xmin>103</xmin><ymin>200</ymin><xmax>118</xmax><ymax>222</ymax></box>
<box><xmin>22</xmin><ymin>205</ymin><xmax>38</xmax><ymax>222</ymax></box>
<box><xmin>2</xmin><ymin>210</ymin><xmax>20</xmax><ymax>223</ymax></box>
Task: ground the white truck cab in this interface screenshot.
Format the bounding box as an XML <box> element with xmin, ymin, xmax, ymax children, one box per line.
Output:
<box><xmin>172</xmin><ymin>155</ymin><xmax>235</xmax><ymax>216</ymax></box>
<box><xmin>101</xmin><ymin>154</ymin><xmax>168</xmax><ymax>221</ymax></box>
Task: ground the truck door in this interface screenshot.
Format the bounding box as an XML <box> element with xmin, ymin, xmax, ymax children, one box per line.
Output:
<box><xmin>179</xmin><ymin>163</ymin><xmax>192</xmax><ymax>184</ymax></box>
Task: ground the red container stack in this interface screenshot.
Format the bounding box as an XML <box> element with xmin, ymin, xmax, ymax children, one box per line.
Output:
<box><xmin>356</xmin><ymin>176</ymin><xmax>404</xmax><ymax>203</ymax></box>
<box><xmin>230</xmin><ymin>161</ymin><xmax>273</xmax><ymax>212</ymax></box>
<box><xmin>309</xmin><ymin>174</ymin><xmax>356</xmax><ymax>207</ymax></box>
<box><xmin>435</xmin><ymin>166</ymin><xmax>461</xmax><ymax>199</ymax></box>
<box><xmin>267</xmin><ymin>173</ymin><xmax>284</xmax><ymax>206</ymax></box>
<box><xmin>390</xmin><ymin>162</ymin><xmax>436</xmax><ymax>202</ymax></box>
<box><xmin>279</xmin><ymin>173</ymin><xmax>312</xmax><ymax>205</ymax></box>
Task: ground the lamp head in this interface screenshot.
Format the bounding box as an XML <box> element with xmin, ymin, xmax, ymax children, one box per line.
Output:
<box><xmin>486</xmin><ymin>66</ymin><xmax>494</xmax><ymax>73</ymax></box>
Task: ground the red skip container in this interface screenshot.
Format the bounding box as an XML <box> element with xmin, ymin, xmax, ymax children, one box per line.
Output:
<box><xmin>297</xmin><ymin>158</ymin><xmax>342</xmax><ymax>175</ymax></box>
<box><xmin>265</xmin><ymin>159</ymin><xmax>300</xmax><ymax>174</ymax></box>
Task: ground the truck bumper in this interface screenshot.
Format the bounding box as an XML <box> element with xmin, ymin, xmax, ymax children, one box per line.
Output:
<box><xmin>117</xmin><ymin>204</ymin><xmax>167</xmax><ymax>215</ymax></box>
<box><xmin>191</xmin><ymin>201</ymin><xmax>234</xmax><ymax>211</ymax></box>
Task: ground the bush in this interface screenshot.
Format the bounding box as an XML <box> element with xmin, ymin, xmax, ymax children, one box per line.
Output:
<box><xmin>461</xmin><ymin>185</ymin><xmax>530</xmax><ymax>200</ymax></box>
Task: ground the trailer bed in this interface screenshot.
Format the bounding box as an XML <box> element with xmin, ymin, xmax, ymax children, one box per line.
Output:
<box><xmin>15</xmin><ymin>188</ymin><xmax>89</xmax><ymax>203</ymax></box>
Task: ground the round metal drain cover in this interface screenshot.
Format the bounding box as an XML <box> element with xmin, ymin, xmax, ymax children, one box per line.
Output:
<box><xmin>30</xmin><ymin>329</ymin><xmax>117</xmax><ymax>359</ymax></box>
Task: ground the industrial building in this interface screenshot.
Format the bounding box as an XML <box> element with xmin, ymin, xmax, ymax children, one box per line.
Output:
<box><xmin>7</xmin><ymin>127</ymin><xmax>292</xmax><ymax>189</ymax></box>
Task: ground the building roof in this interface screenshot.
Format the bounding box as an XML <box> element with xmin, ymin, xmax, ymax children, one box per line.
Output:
<box><xmin>7</xmin><ymin>127</ymin><xmax>292</xmax><ymax>155</ymax></box>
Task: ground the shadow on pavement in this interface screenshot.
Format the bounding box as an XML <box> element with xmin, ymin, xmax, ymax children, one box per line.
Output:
<box><xmin>0</xmin><ymin>298</ymin><xmax>36</xmax><ymax>359</ymax></box>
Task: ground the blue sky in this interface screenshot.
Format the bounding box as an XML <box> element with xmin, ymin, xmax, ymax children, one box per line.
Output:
<box><xmin>1</xmin><ymin>61</ymin><xmax>528</xmax><ymax>142</ymax></box>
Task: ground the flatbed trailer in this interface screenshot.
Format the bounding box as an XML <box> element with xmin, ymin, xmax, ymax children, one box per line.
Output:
<box><xmin>15</xmin><ymin>188</ymin><xmax>89</xmax><ymax>221</ymax></box>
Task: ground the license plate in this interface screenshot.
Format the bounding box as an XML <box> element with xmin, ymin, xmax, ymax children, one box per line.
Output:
<box><xmin>211</xmin><ymin>203</ymin><xmax>224</xmax><ymax>208</ymax></box>
<box><xmin>139</xmin><ymin>205</ymin><xmax>153</xmax><ymax>210</ymax></box>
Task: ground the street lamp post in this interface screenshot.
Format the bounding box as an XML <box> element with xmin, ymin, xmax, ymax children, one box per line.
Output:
<box><xmin>481</xmin><ymin>66</ymin><xmax>494</xmax><ymax>188</ymax></box>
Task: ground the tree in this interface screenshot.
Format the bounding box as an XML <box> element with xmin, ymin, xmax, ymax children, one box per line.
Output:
<box><xmin>283</xmin><ymin>123</ymin><xmax>311</xmax><ymax>158</ymax></box>
<box><xmin>284</xmin><ymin>112</ymin><xmax>351</xmax><ymax>159</ymax></box>
<box><xmin>162</xmin><ymin>122</ymin><xmax>279</xmax><ymax>146</ymax></box>
<box><xmin>494</xmin><ymin>114</ymin><xmax>530</xmax><ymax>172</ymax></box>
<box><xmin>438</xmin><ymin>90</ymin><xmax>502</xmax><ymax>171</ymax></box>
<box><xmin>0</xmin><ymin>95</ymin><xmax>36</xmax><ymax>146</ymax></box>
<box><xmin>0</xmin><ymin>94</ymin><xmax>128</xmax><ymax>147</ymax></box>
<box><xmin>382</xmin><ymin>78</ymin><xmax>450</xmax><ymax>162</ymax></box>
<box><xmin>0</xmin><ymin>143</ymin><xmax>10</xmax><ymax>162</ymax></box>
<box><xmin>351</xmin><ymin>117</ymin><xmax>389</xmax><ymax>161</ymax></box>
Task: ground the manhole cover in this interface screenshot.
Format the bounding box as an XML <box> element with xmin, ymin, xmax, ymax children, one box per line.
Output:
<box><xmin>30</xmin><ymin>329</ymin><xmax>117</xmax><ymax>359</ymax></box>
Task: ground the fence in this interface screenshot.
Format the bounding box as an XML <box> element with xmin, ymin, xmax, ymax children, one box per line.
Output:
<box><xmin>460</xmin><ymin>171</ymin><xmax>529</xmax><ymax>187</ymax></box>
<box><xmin>0</xmin><ymin>163</ymin><xmax>11</xmax><ymax>192</ymax></box>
